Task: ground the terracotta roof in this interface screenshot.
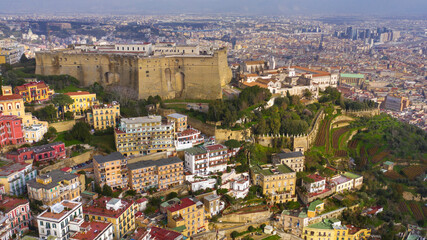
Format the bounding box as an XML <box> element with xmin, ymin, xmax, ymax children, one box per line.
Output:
<box><xmin>150</xmin><ymin>226</ymin><xmax>182</xmax><ymax>240</ymax></box>
<box><xmin>166</xmin><ymin>198</ymin><xmax>195</xmax><ymax>213</ymax></box>
<box><xmin>71</xmin><ymin>221</ymin><xmax>112</xmax><ymax>240</ymax></box>
<box><xmin>306</xmin><ymin>174</ymin><xmax>325</xmax><ymax>182</ymax></box>
<box><xmin>15</xmin><ymin>82</ymin><xmax>49</xmax><ymax>91</ymax></box>
<box><xmin>83</xmin><ymin>197</ymin><xmax>133</xmax><ymax>219</ymax></box>
<box><xmin>204</xmin><ymin>144</ymin><xmax>227</xmax><ymax>151</ymax></box>
<box><xmin>0</xmin><ymin>196</ymin><xmax>29</xmax><ymax>213</ymax></box>
<box><xmin>0</xmin><ymin>94</ymin><xmax>22</xmax><ymax>101</ymax></box>
<box><xmin>64</xmin><ymin>91</ymin><xmax>92</xmax><ymax>96</ymax></box>
<box><xmin>39</xmin><ymin>201</ymin><xmax>80</xmax><ymax>220</ymax></box>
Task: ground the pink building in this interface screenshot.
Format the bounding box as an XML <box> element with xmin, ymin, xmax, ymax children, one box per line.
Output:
<box><xmin>0</xmin><ymin>113</ymin><xmax>25</xmax><ymax>148</ymax></box>
<box><xmin>0</xmin><ymin>195</ymin><xmax>31</xmax><ymax>235</ymax></box>
<box><xmin>6</xmin><ymin>142</ymin><xmax>66</xmax><ymax>163</ymax></box>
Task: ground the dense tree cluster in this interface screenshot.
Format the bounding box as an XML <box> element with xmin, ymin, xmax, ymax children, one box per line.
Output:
<box><xmin>253</xmin><ymin>95</ymin><xmax>321</xmax><ymax>136</ymax></box>
<box><xmin>65</xmin><ymin>122</ymin><xmax>92</xmax><ymax>143</ymax></box>
<box><xmin>207</xmin><ymin>86</ymin><xmax>271</xmax><ymax>127</ymax></box>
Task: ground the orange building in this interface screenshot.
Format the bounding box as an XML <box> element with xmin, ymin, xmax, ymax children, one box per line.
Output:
<box><xmin>14</xmin><ymin>82</ymin><xmax>54</xmax><ymax>103</ymax></box>
<box><xmin>93</xmin><ymin>152</ymin><xmax>128</xmax><ymax>190</ymax></box>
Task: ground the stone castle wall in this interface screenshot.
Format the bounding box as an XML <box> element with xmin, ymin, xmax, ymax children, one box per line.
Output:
<box><xmin>35</xmin><ymin>49</ymin><xmax>232</xmax><ymax>100</ymax></box>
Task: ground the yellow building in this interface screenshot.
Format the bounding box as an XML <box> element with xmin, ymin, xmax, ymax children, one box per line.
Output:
<box><xmin>93</xmin><ymin>152</ymin><xmax>128</xmax><ymax>190</ymax></box>
<box><xmin>302</xmin><ymin>218</ymin><xmax>371</xmax><ymax>240</ymax></box>
<box><xmin>86</xmin><ymin>101</ymin><xmax>120</xmax><ymax>130</ymax></box>
<box><xmin>0</xmin><ymin>162</ymin><xmax>37</xmax><ymax>196</ymax></box>
<box><xmin>251</xmin><ymin>164</ymin><xmax>297</xmax><ymax>204</ymax></box>
<box><xmin>63</xmin><ymin>91</ymin><xmax>98</xmax><ymax>117</ymax></box>
<box><xmin>14</xmin><ymin>82</ymin><xmax>55</xmax><ymax>103</ymax></box>
<box><xmin>167</xmin><ymin>113</ymin><xmax>187</xmax><ymax>132</ymax></box>
<box><xmin>307</xmin><ymin>200</ymin><xmax>324</xmax><ymax>218</ymax></box>
<box><xmin>114</xmin><ymin>115</ymin><xmax>174</xmax><ymax>156</ymax></box>
<box><xmin>83</xmin><ymin>197</ymin><xmax>135</xmax><ymax>240</ymax></box>
<box><xmin>0</xmin><ymin>85</ymin><xmax>48</xmax><ymax>127</ymax></box>
<box><xmin>127</xmin><ymin>156</ymin><xmax>184</xmax><ymax>192</ymax></box>
<box><xmin>166</xmin><ymin>197</ymin><xmax>208</xmax><ymax>237</ymax></box>
<box><xmin>26</xmin><ymin>170</ymin><xmax>82</xmax><ymax>206</ymax></box>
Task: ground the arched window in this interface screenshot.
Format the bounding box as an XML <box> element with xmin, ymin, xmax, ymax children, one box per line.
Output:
<box><xmin>0</xmin><ymin>104</ymin><xmax>3</xmax><ymax>111</ymax></box>
<box><xmin>7</xmin><ymin>104</ymin><xmax>12</xmax><ymax>110</ymax></box>
<box><xmin>16</xmin><ymin>103</ymin><xmax>20</xmax><ymax>109</ymax></box>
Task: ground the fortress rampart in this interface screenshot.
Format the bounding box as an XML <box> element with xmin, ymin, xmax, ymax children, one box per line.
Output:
<box><xmin>35</xmin><ymin>48</ymin><xmax>232</xmax><ymax>100</ymax></box>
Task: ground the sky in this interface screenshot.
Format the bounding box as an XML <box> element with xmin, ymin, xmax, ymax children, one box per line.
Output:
<box><xmin>0</xmin><ymin>0</ymin><xmax>426</xmax><ymax>16</ymax></box>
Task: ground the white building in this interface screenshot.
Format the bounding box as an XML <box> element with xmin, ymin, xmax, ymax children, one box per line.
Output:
<box><xmin>302</xmin><ymin>174</ymin><xmax>326</xmax><ymax>193</ymax></box>
<box><xmin>190</xmin><ymin>178</ymin><xmax>216</xmax><ymax>192</ymax></box>
<box><xmin>70</xmin><ymin>221</ymin><xmax>114</xmax><ymax>240</ymax></box>
<box><xmin>175</xmin><ymin>128</ymin><xmax>204</xmax><ymax>151</ymax></box>
<box><xmin>184</xmin><ymin>144</ymin><xmax>229</xmax><ymax>175</ymax></box>
<box><xmin>220</xmin><ymin>171</ymin><xmax>250</xmax><ymax>199</ymax></box>
<box><xmin>24</xmin><ymin>124</ymin><xmax>47</xmax><ymax>143</ymax></box>
<box><xmin>329</xmin><ymin>175</ymin><xmax>353</xmax><ymax>193</ymax></box>
<box><xmin>37</xmin><ymin>201</ymin><xmax>83</xmax><ymax>239</ymax></box>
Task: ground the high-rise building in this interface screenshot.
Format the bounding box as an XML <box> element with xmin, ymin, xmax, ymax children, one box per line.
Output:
<box><xmin>127</xmin><ymin>156</ymin><xmax>184</xmax><ymax>192</ymax></box>
<box><xmin>114</xmin><ymin>115</ymin><xmax>174</xmax><ymax>156</ymax></box>
<box><xmin>93</xmin><ymin>152</ymin><xmax>128</xmax><ymax>189</ymax></box>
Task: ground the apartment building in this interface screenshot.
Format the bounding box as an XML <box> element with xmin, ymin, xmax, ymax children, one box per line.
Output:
<box><xmin>0</xmin><ymin>87</ymin><xmax>48</xmax><ymax>127</ymax></box>
<box><xmin>27</xmin><ymin>170</ymin><xmax>81</xmax><ymax>206</ymax></box>
<box><xmin>0</xmin><ymin>196</ymin><xmax>32</xmax><ymax>235</ymax></box>
<box><xmin>202</xmin><ymin>194</ymin><xmax>221</xmax><ymax>217</ymax></box>
<box><xmin>37</xmin><ymin>201</ymin><xmax>83</xmax><ymax>239</ymax></box>
<box><xmin>0</xmin><ymin>113</ymin><xmax>25</xmax><ymax>148</ymax></box>
<box><xmin>175</xmin><ymin>128</ymin><xmax>204</xmax><ymax>151</ymax></box>
<box><xmin>23</xmin><ymin>123</ymin><xmax>47</xmax><ymax>143</ymax></box>
<box><xmin>70</xmin><ymin>221</ymin><xmax>114</xmax><ymax>240</ymax></box>
<box><xmin>14</xmin><ymin>82</ymin><xmax>55</xmax><ymax>103</ymax></box>
<box><xmin>302</xmin><ymin>174</ymin><xmax>326</xmax><ymax>194</ymax></box>
<box><xmin>184</xmin><ymin>144</ymin><xmax>229</xmax><ymax>175</ymax></box>
<box><xmin>251</xmin><ymin>164</ymin><xmax>297</xmax><ymax>204</ymax></box>
<box><xmin>167</xmin><ymin>113</ymin><xmax>187</xmax><ymax>132</ymax></box>
<box><xmin>128</xmin><ymin>157</ymin><xmax>184</xmax><ymax>192</ymax></box>
<box><xmin>342</xmin><ymin>172</ymin><xmax>363</xmax><ymax>190</ymax></box>
<box><xmin>6</xmin><ymin>142</ymin><xmax>66</xmax><ymax>163</ymax></box>
<box><xmin>0</xmin><ymin>162</ymin><xmax>36</xmax><ymax>196</ymax></box>
<box><xmin>272</xmin><ymin>151</ymin><xmax>305</xmax><ymax>172</ymax></box>
<box><xmin>83</xmin><ymin>197</ymin><xmax>135</xmax><ymax>240</ymax></box>
<box><xmin>302</xmin><ymin>218</ymin><xmax>371</xmax><ymax>240</ymax></box>
<box><xmin>166</xmin><ymin>197</ymin><xmax>208</xmax><ymax>237</ymax></box>
<box><xmin>93</xmin><ymin>152</ymin><xmax>128</xmax><ymax>189</ymax></box>
<box><xmin>86</xmin><ymin>101</ymin><xmax>120</xmax><ymax>130</ymax></box>
<box><xmin>62</xmin><ymin>91</ymin><xmax>98</xmax><ymax>117</ymax></box>
<box><xmin>114</xmin><ymin>115</ymin><xmax>174</xmax><ymax>156</ymax></box>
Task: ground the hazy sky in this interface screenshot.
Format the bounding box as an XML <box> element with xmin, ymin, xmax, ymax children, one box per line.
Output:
<box><xmin>0</xmin><ymin>0</ymin><xmax>426</xmax><ymax>15</ymax></box>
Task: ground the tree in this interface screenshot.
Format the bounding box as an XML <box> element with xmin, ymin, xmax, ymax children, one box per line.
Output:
<box><xmin>20</xmin><ymin>54</ymin><xmax>29</xmax><ymax>63</ymax></box>
<box><xmin>52</xmin><ymin>94</ymin><xmax>74</xmax><ymax>119</ymax></box>
<box><xmin>94</xmin><ymin>183</ymin><xmax>102</xmax><ymax>194</ymax></box>
<box><xmin>231</xmin><ymin>231</ymin><xmax>239</xmax><ymax>239</ymax></box>
<box><xmin>66</xmin><ymin>122</ymin><xmax>92</xmax><ymax>143</ymax></box>
<box><xmin>303</xmin><ymin>89</ymin><xmax>312</xmax><ymax>99</ymax></box>
<box><xmin>248</xmin><ymin>226</ymin><xmax>255</xmax><ymax>232</ymax></box>
<box><xmin>166</xmin><ymin>192</ymin><xmax>178</xmax><ymax>200</ymax></box>
<box><xmin>102</xmin><ymin>184</ymin><xmax>113</xmax><ymax>197</ymax></box>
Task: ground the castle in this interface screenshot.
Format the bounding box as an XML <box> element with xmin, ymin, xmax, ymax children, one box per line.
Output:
<box><xmin>35</xmin><ymin>44</ymin><xmax>232</xmax><ymax>100</ymax></box>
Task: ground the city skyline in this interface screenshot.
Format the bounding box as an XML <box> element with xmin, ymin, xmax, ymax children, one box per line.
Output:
<box><xmin>0</xmin><ymin>0</ymin><xmax>426</xmax><ymax>15</ymax></box>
